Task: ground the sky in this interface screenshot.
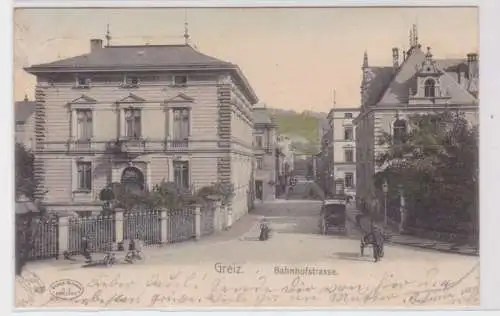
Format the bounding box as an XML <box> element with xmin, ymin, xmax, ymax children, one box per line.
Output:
<box><xmin>13</xmin><ymin>7</ymin><xmax>478</xmax><ymax>113</ymax></box>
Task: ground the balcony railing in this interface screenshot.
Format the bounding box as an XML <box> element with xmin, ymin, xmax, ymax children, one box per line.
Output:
<box><xmin>167</xmin><ymin>138</ymin><xmax>189</xmax><ymax>149</ymax></box>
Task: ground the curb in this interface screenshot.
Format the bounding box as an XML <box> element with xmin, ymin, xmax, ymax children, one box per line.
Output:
<box><xmin>345</xmin><ymin>212</ymin><xmax>479</xmax><ymax>256</ymax></box>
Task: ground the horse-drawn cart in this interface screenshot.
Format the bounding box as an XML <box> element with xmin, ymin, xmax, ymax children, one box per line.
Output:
<box><xmin>319</xmin><ymin>197</ymin><xmax>347</xmax><ymax>235</ymax></box>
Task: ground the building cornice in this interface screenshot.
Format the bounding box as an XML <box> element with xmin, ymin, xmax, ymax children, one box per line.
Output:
<box><xmin>25</xmin><ymin>64</ymin><xmax>259</xmax><ymax>105</ymax></box>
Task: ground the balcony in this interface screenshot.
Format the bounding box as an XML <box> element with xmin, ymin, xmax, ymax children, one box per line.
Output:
<box><xmin>68</xmin><ymin>139</ymin><xmax>94</xmax><ymax>152</ymax></box>
<box><xmin>106</xmin><ymin>138</ymin><xmax>146</xmax><ymax>154</ymax></box>
<box><xmin>120</xmin><ymin>137</ymin><xmax>146</xmax><ymax>153</ymax></box>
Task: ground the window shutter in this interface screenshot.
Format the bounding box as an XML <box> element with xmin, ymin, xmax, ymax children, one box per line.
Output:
<box><xmin>71</xmin><ymin>160</ymin><xmax>77</xmax><ymax>191</ymax></box>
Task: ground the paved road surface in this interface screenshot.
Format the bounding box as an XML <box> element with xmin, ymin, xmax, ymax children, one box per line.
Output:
<box><xmin>19</xmin><ymin>200</ymin><xmax>479</xmax><ymax>308</ymax></box>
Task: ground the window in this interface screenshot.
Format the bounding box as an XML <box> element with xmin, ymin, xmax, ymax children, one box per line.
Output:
<box><xmin>255</xmin><ymin>135</ymin><xmax>263</xmax><ymax>148</ymax></box>
<box><xmin>344</xmin><ymin>112</ymin><xmax>353</xmax><ymax>119</ymax></box>
<box><xmin>256</xmin><ymin>158</ymin><xmax>263</xmax><ymax>169</ymax></box>
<box><xmin>173</xmin><ymin>161</ymin><xmax>189</xmax><ymax>189</ymax></box>
<box><xmin>76</xmin><ymin>76</ymin><xmax>91</xmax><ymax>88</ymax></box>
<box><xmin>173</xmin><ymin>75</ymin><xmax>188</xmax><ymax>86</ymax></box>
<box><xmin>424</xmin><ymin>78</ymin><xmax>436</xmax><ymax>97</ymax></box>
<box><xmin>344</xmin><ymin>127</ymin><xmax>353</xmax><ymax>141</ymax></box>
<box><xmin>125</xmin><ymin>109</ymin><xmax>141</xmax><ymax>138</ymax></box>
<box><xmin>344</xmin><ymin>149</ymin><xmax>354</xmax><ymax>162</ymax></box>
<box><xmin>124</xmin><ymin>75</ymin><xmax>139</xmax><ymax>86</ymax></box>
<box><xmin>393</xmin><ymin>119</ymin><xmax>407</xmax><ymax>144</ymax></box>
<box><xmin>172</xmin><ymin>108</ymin><xmax>190</xmax><ymax>140</ymax></box>
<box><xmin>345</xmin><ymin>172</ymin><xmax>354</xmax><ymax>188</ymax></box>
<box><xmin>76</xmin><ymin>161</ymin><xmax>92</xmax><ymax>191</ymax></box>
<box><xmin>76</xmin><ymin>109</ymin><xmax>93</xmax><ymax>141</ymax></box>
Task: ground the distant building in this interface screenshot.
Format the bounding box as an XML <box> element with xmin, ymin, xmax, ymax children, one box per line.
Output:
<box><xmin>325</xmin><ymin>107</ymin><xmax>359</xmax><ymax>197</ymax></box>
<box><xmin>15</xmin><ymin>96</ymin><xmax>36</xmax><ymax>150</ymax></box>
<box><xmin>24</xmin><ymin>38</ymin><xmax>259</xmax><ymax>223</ymax></box>
<box><xmin>253</xmin><ymin>107</ymin><xmax>279</xmax><ymax>201</ymax></box>
<box><xmin>355</xmin><ymin>27</ymin><xmax>479</xmax><ymax>212</ymax></box>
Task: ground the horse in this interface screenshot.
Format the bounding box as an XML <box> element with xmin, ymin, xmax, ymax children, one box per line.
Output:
<box><xmin>356</xmin><ymin>215</ymin><xmax>385</xmax><ymax>262</ymax></box>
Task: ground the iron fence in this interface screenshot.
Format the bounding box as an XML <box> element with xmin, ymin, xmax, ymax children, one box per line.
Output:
<box><xmin>124</xmin><ymin>210</ymin><xmax>162</xmax><ymax>245</ymax></box>
<box><xmin>17</xmin><ymin>215</ymin><xmax>60</xmax><ymax>261</ymax></box>
<box><xmin>67</xmin><ymin>214</ymin><xmax>115</xmax><ymax>254</ymax></box>
<box><xmin>167</xmin><ymin>207</ymin><xmax>196</xmax><ymax>243</ymax></box>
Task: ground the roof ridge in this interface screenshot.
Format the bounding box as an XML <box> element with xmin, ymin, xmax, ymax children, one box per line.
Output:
<box><xmin>107</xmin><ymin>44</ymin><xmax>189</xmax><ymax>48</ymax></box>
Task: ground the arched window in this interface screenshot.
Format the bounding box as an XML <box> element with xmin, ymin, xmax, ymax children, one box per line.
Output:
<box><xmin>393</xmin><ymin>119</ymin><xmax>407</xmax><ymax>144</ymax></box>
<box><xmin>121</xmin><ymin>167</ymin><xmax>145</xmax><ymax>194</ymax></box>
<box><xmin>424</xmin><ymin>78</ymin><xmax>436</xmax><ymax>97</ymax></box>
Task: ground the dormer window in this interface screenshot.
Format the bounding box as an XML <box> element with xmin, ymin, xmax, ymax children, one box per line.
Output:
<box><xmin>173</xmin><ymin>75</ymin><xmax>188</xmax><ymax>86</ymax></box>
<box><xmin>76</xmin><ymin>76</ymin><xmax>91</xmax><ymax>88</ymax></box>
<box><xmin>424</xmin><ymin>78</ymin><xmax>436</xmax><ymax>97</ymax></box>
<box><xmin>122</xmin><ymin>75</ymin><xmax>140</xmax><ymax>88</ymax></box>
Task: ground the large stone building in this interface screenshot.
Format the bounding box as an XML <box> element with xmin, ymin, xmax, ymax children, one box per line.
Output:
<box><xmin>323</xmin><ymin>107</ymin><xmax>360</xmax><ymax>197</ymax></box>
<box><xmin>355</xmin><ymin>28</ymin><xmax>479</xmax><ymax>211</ymax></box>
<box><xmin>25</xmin><ymin>38</ymin><xmax>259</xmax><ymax>224</ymax></box>
<box><xmin>15</xmin><ymin>96</ymin><xmax>36</xmax><ymax>150</ymax></box>
<box><xmin>253</xmin><ymin>107</ymin><xmax>279</xmax><ymax>201</ymax></box>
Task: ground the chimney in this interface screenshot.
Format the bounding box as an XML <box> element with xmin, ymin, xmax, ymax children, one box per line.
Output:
<box><xmin>392</xmin><ymin>47</ymin><xmax>399</xmax><ymax>69</ymax></box>
<box><xmin>90</xmin><ymin>39</ymin><xmax>103</xmax><ymax>53</ymax></box>
<box><xmin>467</xmin><ymin>53</ymin><xmax>478</xmax><ymax>79</ymax></box>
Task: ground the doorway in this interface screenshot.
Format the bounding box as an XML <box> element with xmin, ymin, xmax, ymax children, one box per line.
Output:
<box><xmin>255</xmin><ymin>180</ymin><xmax>263</xmax><ymax>200</ymax></box>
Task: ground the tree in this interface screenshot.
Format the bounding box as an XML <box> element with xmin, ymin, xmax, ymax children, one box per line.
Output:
<box><xmin>375</xmin><ymin>111</ymin><xmax>478</xmax><ymax>231</ymax></box>
<box><xmin>15</xmin><ymin>143</ymin><xmax>36</xmax><ymax>199</ymax></box>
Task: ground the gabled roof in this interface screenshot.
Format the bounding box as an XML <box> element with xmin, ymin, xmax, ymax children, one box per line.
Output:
<box><xmin>14</xmin><ymin>99</ymin><xmax>36</xmax><ymax>124</ymax></box>
<box><xmin>366</xmin><ymin>46</ymin><xmax>478</xmax><ymax>106</ymax></box>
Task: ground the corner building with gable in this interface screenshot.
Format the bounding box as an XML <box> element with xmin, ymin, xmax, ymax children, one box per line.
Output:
<box><xmin>25</xmin><ymin>38</ymin><xmax>258</xmax><ymax>224</ymax></box>
<box><xmin>354</xmin><ymin>28</ymin><xmax>479</xmax><ymax>212</ymax></box>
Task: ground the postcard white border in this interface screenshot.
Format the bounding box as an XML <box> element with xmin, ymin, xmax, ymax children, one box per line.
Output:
<box><xmin>2</xmin><ymin>0</ymin><xmax>499</xmax><ymax>315</ymax></box>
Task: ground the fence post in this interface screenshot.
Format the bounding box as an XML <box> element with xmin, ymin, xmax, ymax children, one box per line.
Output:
<box><xmin>160</xmin><ymin>208</ymin><xmax>168</xmax><ymax>244</ymax></box>
<box><xmin>58</xmin><ymin>216</ymin><xmax>69</xmax><ymax>257</ymax></box>
<box><xmin>194</xmin><ymin>206</ymin><xmax>201</xmax><ymax>240</ymax></box>
<box><xmin>214</xmin><ymin>201</ymin><xmax>221</xmax><ymax>232</ymax></box>
<box><xmin>115</xmin><ymin>208</ymin><xmax>124</xmax><ymax>242</ymax></box>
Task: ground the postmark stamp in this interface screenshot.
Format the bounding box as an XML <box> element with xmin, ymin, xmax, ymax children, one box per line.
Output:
<box><xmin>49</xmin><ymin>279</ymin><xmax>84</xmax><ymax>301</ymax></box>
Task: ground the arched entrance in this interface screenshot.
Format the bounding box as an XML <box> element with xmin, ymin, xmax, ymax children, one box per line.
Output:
<box><xmin>121</xmin><ymin>166</ymin><xmax>145</xmax><ymax>194</ymax></box>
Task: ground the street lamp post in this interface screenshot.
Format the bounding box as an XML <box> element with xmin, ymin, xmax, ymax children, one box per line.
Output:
<box><xmin>382</xmin><ymin>180</ymin><xmax>388</xmax><ymax>227</ymax></box>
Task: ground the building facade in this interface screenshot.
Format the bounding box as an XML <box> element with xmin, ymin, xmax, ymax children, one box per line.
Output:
<box><xmin>355</xmin><ymin>28</ymin><xmax>479</xmax><ymax>212</ymax></box>
<box><xmin>25</xmin><ymin>39</ymin><xmax>259</xmax><ymax>225</ymax></box>
<box><xmin>327</xmin><ymin>108</ymin><xmax>359</xmax><ymax>197</ymax></box>
<box><xmin>253</xmin><ymin>107</ymin><xmax>279</xmax><ymax>201</ymax></box>
<box><xmin>15</xmin><ymin>96</ymin><xmax>36</xmax><ymax>150</ymax></box>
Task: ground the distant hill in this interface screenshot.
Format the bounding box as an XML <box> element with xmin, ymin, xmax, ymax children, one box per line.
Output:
<box><xmin>268</xmin><ymin>108</ymin><xmax>329</xmax><ymax>155</ymax></box>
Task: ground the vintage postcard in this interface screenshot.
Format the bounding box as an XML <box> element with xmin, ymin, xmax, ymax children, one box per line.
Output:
<box><xmin>13</xmin><ymin>6</ymin><xmax>479</xmax><ymax>309</ymax></box>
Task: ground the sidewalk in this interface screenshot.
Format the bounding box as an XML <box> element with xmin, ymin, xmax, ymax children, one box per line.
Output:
<box><xmin>345</xmin><ymin>206</ymin><xmax>479</xmax><ymax>256</ymax></box>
